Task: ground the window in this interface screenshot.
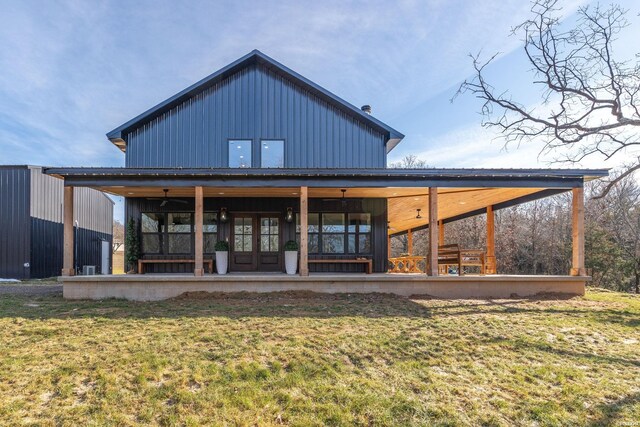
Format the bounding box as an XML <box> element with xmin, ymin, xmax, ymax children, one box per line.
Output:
<box><xmin>203</xmin><ymin>212</ymin><xmax>218</xmax><ymax>254</ymax></box>
<box><xmin>260</xmin><ymin>217</ymin><xmax>279</xmax><ymax>252</ymax></box>
<box><xmin>140</xmin><ymin>212</ymin><xmax>193</xmax><ymax>255</ymax></box>
<box><xmin>296</xmin><ymin>213</ymin><xmax>319</xmax><ymax>253</ymax></box>
<box><xmin>261</xmin><ymin>140</ymin><xmax>284</xmax><ymax>168</ymax></box>
<box><xmin>322</xmin><ymin>213</ymin><xmax>345</xmax><ymax>254</ymax></box>
<box><xmin>296</xmin><ymin>213</ymin><xmax>370</xmax><ymax>255</ymax></box>
<box><xmin>229</xmin><ymin>140</ymin><xmax>252</xmax><ymax>168</ymax></box>
<box><xmin>348</xmin><ymin>213</ymin><xmax>371</xmax><ymax>254</ymax></box>
<box><xmin>141</xmin><ymin>213</ymin><xmax>164</xmax><ymax>254</ymax></box>
<box><xmin>233</xmin><ymin>217</ymin><xmax>253</xmax><ymax>252</ymax></box>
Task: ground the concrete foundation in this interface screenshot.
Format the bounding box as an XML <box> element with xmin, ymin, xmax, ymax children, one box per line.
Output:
<box><xmin>60</xmin><ymin>274</ymin><xmax>587</xmax><ymax>301</ymax></box>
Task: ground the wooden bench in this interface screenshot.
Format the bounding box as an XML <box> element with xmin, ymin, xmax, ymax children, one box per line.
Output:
<box><xmin>138</xmin><ymin>259</ymin><xmax>214</xmax><ymax>274</ymax></box>
<box><xmin>308</xmin><ymin>258</ymin><xmax>373</xmax><ymax>274</ymax></box>
<box><xmin>436</xmin><ymin>244</ymin><xmax>485</xmax><ymax>275</ymax></box>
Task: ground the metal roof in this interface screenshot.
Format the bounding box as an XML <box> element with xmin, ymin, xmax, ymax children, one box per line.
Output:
<box><xmin>106</xmin><ymin>50</ymin><xmax>405</xmax><ymax>152</ymax></box>
<box><xmin>44</xmin><ymin>167</ymin><xmax>608</xmax><ymax>189</ymax></box>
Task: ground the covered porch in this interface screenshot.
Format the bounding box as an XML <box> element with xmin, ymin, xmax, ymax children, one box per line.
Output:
<box><xmin>45</xmin><ymin>167</ymin><xmax>606</xmax><ymax>299</ymax></box>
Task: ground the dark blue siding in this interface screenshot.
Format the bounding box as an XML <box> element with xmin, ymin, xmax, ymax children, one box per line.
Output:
<box><xmin>125</xmin><ymin>64</ymin><xmax>387</xmax><ymax>168</ymax></box>
<box><xmin>0</xmin><ymin>167</ymin><xmax>31</xmax><ymax>279</ymax></box>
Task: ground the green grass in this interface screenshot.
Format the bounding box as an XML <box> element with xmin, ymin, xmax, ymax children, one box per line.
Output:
<box><xmin>0</xmin><ymin>289</ymin><xmax>638</xmax><ymax>426</ymax></box>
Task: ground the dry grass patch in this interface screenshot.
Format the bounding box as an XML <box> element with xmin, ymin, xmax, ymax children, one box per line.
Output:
<box><xmin>0</xmin><ymin>289</ymin><xmax>638</xmax><ymax>426</ymax></box>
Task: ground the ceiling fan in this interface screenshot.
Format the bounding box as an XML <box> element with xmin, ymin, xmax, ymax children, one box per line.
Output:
<box><xmin>146</xmin><ymin>189</ymin><xmax>189</xmax><ymax>207</ymax></box>
<box><xmin>322</xmin><ymin>189</ymin><xmax>348</xmax><ymax>207</ymax></box>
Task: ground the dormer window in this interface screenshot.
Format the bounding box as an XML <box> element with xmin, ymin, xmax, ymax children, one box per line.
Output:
<box><xmin>229</xmin><ymin>140</ymin><xmax>252</xmax><ymax>168</ymax></box>
<box><xmin>261</xmin><ymin>140</ymin><xmax>284</xmax><ymax>168</ymax></box>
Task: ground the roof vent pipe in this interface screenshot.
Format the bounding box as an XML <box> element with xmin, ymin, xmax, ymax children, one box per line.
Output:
<box><xmin>361</xmin><ymin>105</ymin><xmax>372</xmax><ymax>115</ymax></box>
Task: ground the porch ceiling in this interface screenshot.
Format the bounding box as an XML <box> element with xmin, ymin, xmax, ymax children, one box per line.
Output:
<box><xmin>387</xmin><ymin>187</ymin><xmax>547</xmax><ymax>235</ymax></box>
<box><xmin>97</xmin><ymin>185</ymin><xmax>557</xmax><ymax>235</ymax></box>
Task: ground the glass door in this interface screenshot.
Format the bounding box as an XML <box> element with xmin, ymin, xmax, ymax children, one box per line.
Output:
<box><xmin>230</xmin><ymin>215</ymin><xmax>257</xmax><ymax>271</ymax></box>
<box><xmin>258</xmin><ymin>216</ymin><xmax>281</xmax><ymax>271</ymax></box>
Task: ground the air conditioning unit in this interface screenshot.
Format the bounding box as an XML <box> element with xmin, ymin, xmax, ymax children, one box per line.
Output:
<box><xmin>83</xmin><ymin>265</ymin><xmax>96</xmax><ymax>275</ymax></box>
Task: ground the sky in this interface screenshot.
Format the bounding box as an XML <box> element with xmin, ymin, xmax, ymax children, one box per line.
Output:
<box><xmin>0</xmin><ymin>0</ymin><xmax>638</xmax><ymax>222</ymax></box>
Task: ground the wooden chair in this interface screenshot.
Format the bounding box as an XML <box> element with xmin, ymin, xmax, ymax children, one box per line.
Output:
<box><xmin>435</xmin><ymin>244</ymin><xmax>486</xmax><ymax>275</ymax></box>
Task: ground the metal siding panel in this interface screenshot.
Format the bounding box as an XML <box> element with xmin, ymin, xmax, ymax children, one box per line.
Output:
<box><xmin>123</xmin><ymin>63</ymin><xmax>387</xmax><ymax>168</ymax></box>
<box><xmin>0</xmin><ymin>167</ymin><xmax>30</xmax><ymax>279</ymax></box>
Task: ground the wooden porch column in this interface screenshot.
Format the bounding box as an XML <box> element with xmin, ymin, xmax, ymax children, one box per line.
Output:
<box><xmin>486</xmin><ymin>205</ymin><xmax>496</xmax><ymax>274</ymax></box>
<box><xmin>571</xmin><ymin>186</ymin><xmax>586</xmax><ymax>276</ymax></box>
<box><xmin>299</xmin><ymin>186</ymin><xmax>309</xmax><ymax>276</ymax></box>
<box><xmin>428</xmin><ymin>187</ymin><xmax>439</xmax><ymax>276</ymax></box>
<box><xmin>61</xmin><ymin>186</ymin><xmax>75</xmax><ymax>276</ymax></box>
<box><xmin>438</xmin><ymin>220</ymin><xmax>445</xmax><ymax>245</ymax></box>
<box><xmin>194</xmin><ymin>186</ymin><xmax>204</xmax><ymax>276</ymax></box>
<box><xmin>407</xmin><ymin>229</ymin><xmax>413</xmax><ymax>255</ymax></box>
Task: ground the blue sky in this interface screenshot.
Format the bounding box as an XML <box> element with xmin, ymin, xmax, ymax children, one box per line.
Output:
<box><xmin>1</xmin><ymin>0</ymin><xmax>638</xmax><ymax>222</ymax></box>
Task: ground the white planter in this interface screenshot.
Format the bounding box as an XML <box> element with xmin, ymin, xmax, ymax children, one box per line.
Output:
<box><xmin>215</xmin><ymin>251</ymin><xmax>228</xmax><ymax>275</ymax></box>
<box><xmin>285</xmin><ymin>251</ymin><xmax>298</xmax><ymax>275</ymax></box>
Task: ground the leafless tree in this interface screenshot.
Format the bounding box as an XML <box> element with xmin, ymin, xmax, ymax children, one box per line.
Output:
<box><xmin>457</xmin><ymin>0</ymin><xmax>640</xmax><ymax>196</ymax></box>
<box><xmin>389</xmin><ymin>154</ymin><xmax>429</xmax><ymax>169</ymax></box>
<box><xmin>112</xmin><ymin>220</ymin><xmax>124</xmax><ymax>253</ymax></box>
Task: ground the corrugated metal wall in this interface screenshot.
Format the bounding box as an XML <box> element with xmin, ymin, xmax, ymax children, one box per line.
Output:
<box><xmin>125</xmin><ymin>64</ymin><xmax>387</xmax><ymax>169</ymax></box>
<box><xmin>0</xmin><ymin>167</ymin><xmax>31</xmax><ymax>279</ymax></box>
<box><xmin>30</xmin><ymin>169</ymin><xmax>114</xmax><ymax>277</ymax></box>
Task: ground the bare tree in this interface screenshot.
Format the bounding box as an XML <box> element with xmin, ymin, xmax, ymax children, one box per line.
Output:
<box><xmin>112</xmin><ymin>220</ymin><xmax>124</xmax><ymax>253</ymax></box>
<box><xmin>457</xmin><ymin>0</ymin><xmax>640</xmax><ymax>196</ymax></box>
<box><xmin>389</xmin><ymin>154</ymin><xmax>429</xmax><ymax>169</ymax></box>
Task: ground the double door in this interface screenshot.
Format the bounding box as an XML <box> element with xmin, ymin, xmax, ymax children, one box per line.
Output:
<box><xmin>230</xmin><ymin>214</ymin><xmax>282</xmax><ymax>271</ymax></box>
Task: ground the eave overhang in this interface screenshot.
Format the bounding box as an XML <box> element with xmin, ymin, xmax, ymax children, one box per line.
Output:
<box><xmin>43</xmin><ymin>167</ymin><xmax>608</xmax><ymax>189</ymax></box>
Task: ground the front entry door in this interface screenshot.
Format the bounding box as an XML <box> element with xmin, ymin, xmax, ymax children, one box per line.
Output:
<box><xmin>230</xmin><ymin>215</ymin><xmax>257</xmax><ymax>271</ymax></box>
<box><xmin>257</xmin><ymin>215</ymin><xmax>281</xmax><ymax>271</ymax></box>
<box><xmin>230</xmin><ymin>214</ymin><xmax>282</xmax><ymax>272</ymax></box>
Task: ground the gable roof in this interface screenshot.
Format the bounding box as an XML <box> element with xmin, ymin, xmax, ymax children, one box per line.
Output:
<box><xmin>107</xmin><ymin>50</ymin><xmax>404</xmax><ymax>153</ymax></box>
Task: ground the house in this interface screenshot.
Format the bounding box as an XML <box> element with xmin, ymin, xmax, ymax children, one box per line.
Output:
<box><xmin>45</xmin><ymin>50</ymin><xmax>607</xmax><ymax>300</ymax></box>
<box><xmin>0</xmin><ymin>165</ymin><xmax>113</xmax><ymax>279</ymax></box>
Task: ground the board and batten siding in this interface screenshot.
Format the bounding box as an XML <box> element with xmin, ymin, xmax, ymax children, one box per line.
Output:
<box><xmin>125</xmin><ymin>64</ymin><xmax>387</xmax><ymax>169</ymax></box>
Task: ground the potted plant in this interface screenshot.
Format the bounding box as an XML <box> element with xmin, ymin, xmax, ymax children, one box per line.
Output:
<box><xmin>215</xmin><ymin>241</ymin><xmax>229</xmax><ymax>275</ymax></box>
<box><xmin>284</xmin><ymin>240</ymin><xmax>299</xmax><ymax>275</ymax></box>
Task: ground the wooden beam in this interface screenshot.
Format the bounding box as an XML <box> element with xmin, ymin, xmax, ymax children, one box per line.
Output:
<box><xmin>62</xmin><ymin>186</ymin><xmax>75</xmax><ymax>276</ymax></box>
<box><xmin>299</xmin><ymin>186</ymin><xmax>309</xmax><ymax>276</ymax></box>
<box><xmin>407</xmin><ymin>229</ymin><xmax>413</xmax><ymax>255</ymax></box>
<box><xmin>486</xmin><ymin>205</ymin><xmax>496</xmax><ymax>274</ymax></box>
<box><xmin>571</xmin><ymin>187</ymin><xmax>586</xmax><ymax>276</ymax></box>
<box><xmin>428</xmin><ymin>187</ymin><xmax>438</xmax><ymax>276</ymax></box>
<box><xmin>438</xmin><ymin>220</ymin><xmax>445</xmax><ymax>245</ymax></box>
<box><xmin>194</xmin><ymin>186</ymin><xmax>204</xmax><ymax>276</ymax></box>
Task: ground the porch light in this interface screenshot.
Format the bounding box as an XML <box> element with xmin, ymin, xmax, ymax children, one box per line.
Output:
<box><xmin>416</xmin><ymin>209</ymin><xmax>422</xmax><ymax>219</ymax></box>
<box><xmin>285</xmin><ymin>207</ymin><xmax>294</xmax><ymax>223</ymax></box>
<box><xmin>219</xmin><ymin>207</ymin><xmax>228</xmax><ymax>223</ymax></box>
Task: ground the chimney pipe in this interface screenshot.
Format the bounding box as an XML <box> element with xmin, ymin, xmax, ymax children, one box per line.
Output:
<box><xmin>361</xmin><ymin>105</ymin><xmax>372</xmax><ymax>115</ymax></box>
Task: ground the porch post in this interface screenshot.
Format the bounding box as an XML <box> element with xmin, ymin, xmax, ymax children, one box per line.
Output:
<box><xmin>428</xmin><ymin>187</ymin><xmax>439</xmax><ymax>276</ymax></box>
<box><xmin>486</xmin><ymin>205</ymin><xmax>496</xmax><ymax>274</ymax></box>
<box><xmin>407</xmin><ymin>229</ymin><xmax>413</xmax><ymax>255</ymax></box>
<box><xmin>571</xmin><ymin>186</ymin><xmax>586</xmax><ymax>276</ymax></box>
<box><xmin>299</xmin><ymin>186</ymin><xmax>309</xmax><ymax>276</ymax></box>
<box><xmin>438</xmin><ymin>220</ymin><xmax>445</xmax><ymax>245</ymax></box>
<box><xmin>62</xmin><ymin>185</ymin><xmax>75</xmax><ymax>276</ymax></box>
<box><xmin>194</xmin><ymin>186</ymin><xmax>204</xmax><ymax>276</ymax></box>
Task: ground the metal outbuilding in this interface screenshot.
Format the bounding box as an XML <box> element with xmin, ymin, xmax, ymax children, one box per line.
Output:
<box><xmin>0</xmin><ymin>165</ymin><xmax>114</xmax><ymax>279</ymax></box>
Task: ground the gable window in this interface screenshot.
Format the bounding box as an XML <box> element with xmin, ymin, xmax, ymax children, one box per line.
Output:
<box><xmin>261</xmin><ymin>140</ymin><xmax>284</xmax><ymax>168</ymax></box>
<box><xmin>229</xmin><ymin>140</ymin><xmax>252</xmax><ymax>168</ymax></box>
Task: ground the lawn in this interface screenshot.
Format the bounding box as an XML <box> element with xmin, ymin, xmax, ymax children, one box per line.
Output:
<box><xmin>0</xmin><ymin>289</ymin><xmax>638</xmax><ymax>426</ymax></box>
